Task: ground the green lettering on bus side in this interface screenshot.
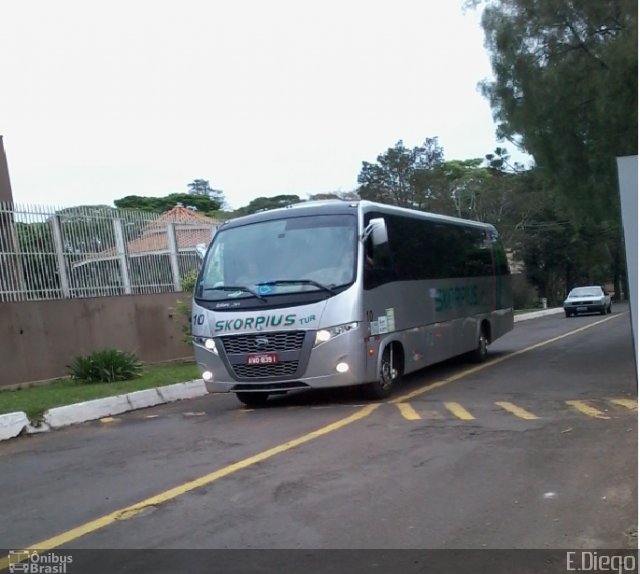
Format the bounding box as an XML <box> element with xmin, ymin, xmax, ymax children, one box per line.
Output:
<box><xmin>434</xmin><ymin>284</ymin><xmax>480</xmax><ymax>313</ymax></box>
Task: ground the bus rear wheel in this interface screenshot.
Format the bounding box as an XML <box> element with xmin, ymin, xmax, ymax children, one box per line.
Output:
<box><xmin>236</xmin><ymin>392</ymin><xmax>270</xmax><ymax>407</ymax></box>
<box><xmin>469</xmin><ymin>331</ymin><xmax>488</xmax><ymax>363</ymax></box>
<box><xmin>365</xmin><ymin>345</ymin><xmax>400</xmax><ymax>400</ymax></box>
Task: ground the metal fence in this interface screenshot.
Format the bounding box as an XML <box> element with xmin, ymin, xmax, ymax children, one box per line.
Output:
<box><xmin>0</xmin><ymin>202</ymin><xmax>218</xmax><ymax>302</ymax></box>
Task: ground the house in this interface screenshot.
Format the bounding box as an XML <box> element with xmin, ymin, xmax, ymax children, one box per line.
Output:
<box><xmin>70</xmin><ymin>205</ymin><xmax>220</xmax><ymax>296</ymax></box>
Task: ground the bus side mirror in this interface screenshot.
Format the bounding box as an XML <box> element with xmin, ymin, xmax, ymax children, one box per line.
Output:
<box><xmin>195</xmin><ymin>243</ymin><xmax>207</xmax><ymax>260</ymax></box>
<box><xmin>361</xmin><ymin>218</ymin><xmax>388</xmax><ymax>246</ymax></box>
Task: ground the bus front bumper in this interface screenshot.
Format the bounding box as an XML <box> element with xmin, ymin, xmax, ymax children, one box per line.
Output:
<box><xmin>193</xmin><ymin>332</ymin><xmax>368</xmax><ymax>394</ymax></box>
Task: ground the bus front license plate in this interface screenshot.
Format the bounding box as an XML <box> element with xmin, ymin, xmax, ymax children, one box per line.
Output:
<box><xmin>247</xmin><ymin>353</ymin><xmax>278</xmax><ymax>365</ymax></box>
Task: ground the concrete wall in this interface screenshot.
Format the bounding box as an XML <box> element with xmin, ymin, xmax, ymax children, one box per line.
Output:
<box><xmin>0</xmin><ymin>293</ymin><xmax>193</xmax><ymax>387</ymax></box>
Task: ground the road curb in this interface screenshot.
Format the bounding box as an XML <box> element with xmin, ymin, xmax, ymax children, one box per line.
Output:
<box><xmin>0</xmin><ymin>310</ymin><xmax>566</xmax><ymax>442</ymax></box>
<box><xmin>514</xmin><ymin>307</ymin><xmax>564</xmax><ymax>322</ymax></box>
<box><xmin>0</xmin><ymin>379</ymin><xmax>208</xmax><ymax>441</ymax></box>
<box><xmin>0</xmin><ymin>411</ymin><xmax>30</xmax><ymax>441</ymax></box>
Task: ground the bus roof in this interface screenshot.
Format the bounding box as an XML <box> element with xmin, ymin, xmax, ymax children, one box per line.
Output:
<box><xmin>357</xmin><ymin>200</ymin><xmax>495</xmax><ymax>231</ymax></box>
<box><xmin>218</xmin><ymin>199</ymin><xmax>496</xmax><ymax>232</ymax></box>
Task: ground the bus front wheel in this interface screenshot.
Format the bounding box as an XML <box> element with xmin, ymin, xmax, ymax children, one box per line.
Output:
<box><xmin>236</xmin><ymin>392</ymin><xmax>270</xmax><ymax>407</ymax></box>
<box><xmin>365</xmin><ymin>345</ymin><xmax>400</xmax><ymax>400</ymax></box>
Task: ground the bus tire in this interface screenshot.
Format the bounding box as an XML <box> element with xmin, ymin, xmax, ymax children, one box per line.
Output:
<box><xmin>236</xmin><ymin>392</ymin><xmax>270</xmax><ymax>407</ymax></box>
<box><xmin>469</xmin><ymin>331</ymin><xmax>488</xmax><ymax>363</ymax></box>
<box><xmin>365</xmin><ymin>345</ymin><xmax>400</xmax><ymax>400</ymax></box>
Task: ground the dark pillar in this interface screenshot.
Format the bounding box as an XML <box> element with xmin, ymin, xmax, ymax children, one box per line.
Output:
<box><xmin>0</xmin><ymin>136</ymin><xmax>13</xmax><ymax>203</ymax></box>
<box><xmin>0</xmin><ymin>136</ymin><xmax>23</xmax><ymax>300</ymax></box>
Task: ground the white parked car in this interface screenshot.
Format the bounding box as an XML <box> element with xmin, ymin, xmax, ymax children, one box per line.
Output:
<box><xmin>563</xmin><ymin>286</ymin><xmax>612</xmax><ymax>317</ymax></box>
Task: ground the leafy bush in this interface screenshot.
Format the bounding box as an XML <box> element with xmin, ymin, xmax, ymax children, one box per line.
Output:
<box><xmin>512</xmin><ymin>274</ymin><xmax>540</xmax><ymax>310</ymax></box>
<box><xmin>68</xmin><ymin>349</ymin><xmax>143</xmax><ymax>384</ymax></box>
<box><xmin>173</xmin><ymin>271</ymin><xmax>198</xmax><ymax>344</ymax></box>
<box><xmin>181</xmin><ymin>270</ymin><xmax>198</xmax><ymax>293</ymax></box>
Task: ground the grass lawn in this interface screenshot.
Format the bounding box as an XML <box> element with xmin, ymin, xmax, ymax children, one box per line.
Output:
<box><xmin>0</xmin><ymin>361</ymin><xmax>201</xmax><ymax>422</ymax></box>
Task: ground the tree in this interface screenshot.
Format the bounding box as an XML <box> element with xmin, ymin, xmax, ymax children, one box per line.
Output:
<box><xmin>114</xmin><ymin>179</ymin><xmax>226</xmax><ymax>214</ymax></box>
<box><xmin>357</xmin><ymin>140</ymin><xmax>544</xmax><ymax>254</ymax></box>
<box><xmin>520</xmin><ymin>208</ymin><xmax>576</xmax><ymax>304</ymax></box>
<box><xmin>472</xmin><ymin>150</ymin><xmax>546</xmax><ymax>245</ymax></box>
<box><xmin>476</xmin><ymin>0</ymin><xmax>636</xmax><ymax>298</ymax></box>
<box><xmin>15</xmin><ymin>221</ymin><xmax>58</xmax><ymax>298</ymax></box>
<box><xmin>187</xmin><ymin>179</ymin><xmax>225</xmax><ymax>206</ymax></box>
<box><xmin>438</xmin><ymin>159</ymin><xmax>489</xmax><ymax>219</ymax></box>
<box><xmin>307</xmin><ymin>191</ymin><xmax>360</xmax><ymax>201</ymax></box>
<box><xmin>232</xmin><ymin>195</ymin><xmax>303</xmax><ymax>217</ymax></box>
<box><xmin>114</xmin><ymin>192</ymin><xmax>223</xmax><ymax>214</ymax></box>
<box><xmin>357</xmin><ymin>138</ymin><xmax>445</xmax><ymax>208</ymax></box>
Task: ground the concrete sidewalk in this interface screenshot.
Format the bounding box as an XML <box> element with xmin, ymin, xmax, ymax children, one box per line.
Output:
<box><xmin>0</xmin><ymin>308</ymin><xmax>564</xmax><ymax>442</ymax></box>
<box><xmin>514</xmin><ymin>307</ymin><xmax>564</xmax><ymax>322</ymax></box>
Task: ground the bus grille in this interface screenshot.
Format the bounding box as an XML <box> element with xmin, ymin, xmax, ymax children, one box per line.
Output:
<box><xmin>232</xmin><ymin>361</ymin><xmax>299</xmax><ymax>379</ymax></box>
<box><xmin>220</xmin><ymin>331</ymin><xmax>306</xmax><ymax>354</ymax></box>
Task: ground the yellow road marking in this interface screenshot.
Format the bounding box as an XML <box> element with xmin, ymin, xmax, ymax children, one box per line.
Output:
<box><xmin>390</xmin><ymin>314</ymin><xmax>620</xmax><ymax>404</ymax></box>
<box><xmin>0</xmin><ymin>403</ymin><xmax>379</xmax><ymax>566</ymax></box>
<box><xmin>0</xmin><ymin>313</ymin><xmax>620</xmax><ymax>563</ymax></box>
<box><xmin>396</xmin><ymin>403</ymin><xmax>421</xmax><ymax>420</ymax></box>
<box><xmin>609</xmin><ymin>399</ymin><xmax>638</xmax><ymax>410</ymax></box>
<box><xmin>495</xmin><ymin>401</ymin><xmax>539</xmax><ymax>420</ymax></box>
<box><xmin>444</xmin><ymin>402</ymin><xmax>475</xmax><ymax>420</ymax></box>
<box><xmin>100</xmin><ymin>417</ymin><xmax>115</xmax><ymax>423</ymax></box>
<box><xmin>566</xmin><ymin>400</ymin><xmax>610</xmax><ymax>419</ymax></box>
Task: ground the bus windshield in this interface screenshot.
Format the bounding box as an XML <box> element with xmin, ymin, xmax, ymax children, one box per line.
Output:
<box><xmin>196</xmin><ymin>214</ymin><xmax>357</xmax><ymax>301</ymax></box>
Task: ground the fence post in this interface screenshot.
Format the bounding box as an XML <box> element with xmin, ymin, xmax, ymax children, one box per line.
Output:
<box><xmin>167</xmin><ymin>222</ymin><xmax>182</xmax><ymax>291</ymax></box>
<box><xmin>113</xmin><ymin>218</ymin><xmax>132</xmax><ymax>295</ymax></box>
<box><xmin>50</xmin><ymin>215</ymin><xmax>71</xmax><ymax>298</ymax></box>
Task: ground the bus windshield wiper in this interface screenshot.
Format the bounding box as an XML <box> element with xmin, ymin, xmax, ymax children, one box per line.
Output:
<box><xmin>201</xmin><ymin>285</ymin><xmax>268</xmax><ymax>302</ymax></box>
<box><xmin>257</xmin><ymin>279</ymin><xmax>337</xmax><ymax>295</ymax></box>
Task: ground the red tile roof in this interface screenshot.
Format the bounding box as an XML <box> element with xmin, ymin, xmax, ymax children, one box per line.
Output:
<box><xmin>91</xmin><ymin>206</ymin><xmax>220</xmax><ymax>258</ymax></box>
<box><xmin>124</xmin><ymin>206</ymin><xmax>219</xmax><ymax>254</ymax></box>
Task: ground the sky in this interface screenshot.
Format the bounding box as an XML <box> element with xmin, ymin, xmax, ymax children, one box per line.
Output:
<box><xmin>1</xmin><ymin>0</ymin><xmax>532</xmax><ymax>211</ymax></box>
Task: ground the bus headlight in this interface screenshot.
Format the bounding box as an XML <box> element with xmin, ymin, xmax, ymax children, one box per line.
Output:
<box><xmin>314</xmin><ymin>322</ymin><xmax>359</xmax><ymax>347</ymax></box>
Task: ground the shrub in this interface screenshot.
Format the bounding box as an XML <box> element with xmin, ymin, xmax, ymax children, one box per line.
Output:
<box><xmin>173</xmin><ymin>270</ymin><xmax>198</xmax><ymax>344</ymax></box>
<box><xmin>181</xmin><ymin>270</ymin><xmax>198</xmax><ymax>293</ymax></box>
<box><xmin>511</xmin><ymin>274</ymin><xmax>540</xmax><ymax>310</ymax></box>
<box><xmin>68</xmin><ymin>349</ymin><xmax>143</xmax><ymax>384</ymax></box>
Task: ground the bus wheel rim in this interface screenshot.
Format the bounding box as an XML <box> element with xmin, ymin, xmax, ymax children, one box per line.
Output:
<box><xmin>380</xmin><ymin>358</ymin><xmax>394</xmax><ymax>389</ymax></box>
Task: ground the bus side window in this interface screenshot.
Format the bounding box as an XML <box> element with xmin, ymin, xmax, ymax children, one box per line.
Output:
<box><xmin>364</xmin><ymin>240</ymin><xmax>375</xmax><ymax>270</ymax></box>
<box><xmin>363</xmin><ymin>231</ymin><xmax>396</xmax><ymax>289</ymax></box>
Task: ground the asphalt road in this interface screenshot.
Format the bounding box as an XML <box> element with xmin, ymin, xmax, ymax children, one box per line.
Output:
<box><xmin>0</xmin><ymin>310</ymin><xmax>637</xmax><ymax>572</ymax></box>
